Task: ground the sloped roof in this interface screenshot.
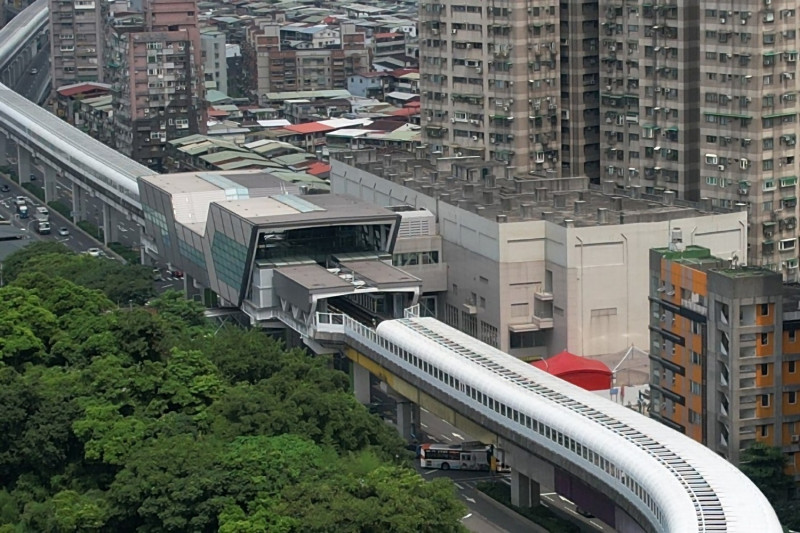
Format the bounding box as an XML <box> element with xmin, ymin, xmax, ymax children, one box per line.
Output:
<box><xmin>284</xmin><ymin>122</ymin><xmax>336</xmax><ymax>134</ymax></box>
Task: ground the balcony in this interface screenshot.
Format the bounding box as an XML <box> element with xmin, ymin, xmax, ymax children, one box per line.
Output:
<box><xmin>535</xmin><ymin>288</ymin><xmax>553</xmax><ymax>301</ymax></box>
<box><xmin>532</xmin><ymin>314</ymin><xmax>554</xmax><ymax>329</ymax></box>
<box><xmin>681</xmin><ymin>298</ymin><xmax>707</xmax><ymax>316</ymax></box>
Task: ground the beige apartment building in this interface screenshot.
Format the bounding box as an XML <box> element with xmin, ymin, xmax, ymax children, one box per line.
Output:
<box><xmin>106</xmin><ymin>0</ymin><xmax>206</xmax><ymax>171</ymax></box>
<box><xmin>243</xmin><ymin>22</ymin><xmax>368</xmax><ymax>100</ymax></box>
<box><xmin>597</xmin><ymin>1</ymin><xmax>800</xmax><ymax>279</ymax></box>
<box><xmin>49</xmin><ymin>0</ymin><xmax>104</xmax><ymax>90</ymax></box>
<box><xmin>418</xmin><ymin>1</ymin><xmax>562</xmax><ymax>176</ymax></box>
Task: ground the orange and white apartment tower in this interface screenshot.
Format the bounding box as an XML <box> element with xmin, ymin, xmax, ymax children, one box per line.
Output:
<box><xmin>649</xmin><ymin>236</ymin><xmax>800</xmax><ymax>480</ymax></box>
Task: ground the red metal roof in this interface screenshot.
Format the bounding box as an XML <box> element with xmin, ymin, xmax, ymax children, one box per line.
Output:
<box><xmin>56</xmin><ymin>83</ymin><xmax>111</xmax><ymax>98</ymax></box>
<box><xmin>390</xmin><ymin>107</ymin><xmax>420</xmax><ymax>117</ymax></box>
<box><xmin>531</xmin><ymin>350</ymin><xmax>612</xmax><ymax>391</ymax></box>
<box><xmin>284</xmin><ymin>122</ymin><xmax>336</xmax><ymax>134</ymax></box>
<box><xmin>306</xmin><ymin>161</ymin><xmax>332</xmax><ymax>176</ymax></box>
<box><xmin>208</xmin><ymin>108</ymin><xmax>230</xmax><ymax>117</ymax></box>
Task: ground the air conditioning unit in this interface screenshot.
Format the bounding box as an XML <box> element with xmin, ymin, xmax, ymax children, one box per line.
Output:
<box><xmin>471</xmin><ymin>136</ymin><xmax>478</xmax><ymax>141</ymax></box>
<box><xmin>476</xmin><ymin>67</ymin><xmax>482</xmax><ymax>73</ymax></box>
<box><xmin>792</xmin><ymin>434</ymin><xmax>800</xmax><ymax>443</ymax></box>
<box><xmin>452</xmin><ymin>28</ymin><xmax>457</xmax><ymax>34</ymax></box>
<box><xmin>718</xmin><ymin>164</ymin><xmax>726</xmax><ymax>171</ymax></box>
<box><xmin>738</xmin><ymin>188</ymin><xmax>749</xmax><ymax>195</ymax></box>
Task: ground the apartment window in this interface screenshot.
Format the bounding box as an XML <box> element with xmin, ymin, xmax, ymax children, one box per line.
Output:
<box><xmin>760</xmin><ymin>363</ymin><xmax>769</xmax><ymax>376</ymax></box>
<box><xmin>689</xmin><ymin>410</ymin><xmax>702</xmax><ymax>425</ymax></box>
<box><xmin>790</xmin><ymin>392</ymin><xmax>798</xmax><ymax>404</ymax></box>
<box><xmin>760</xmin><ymin>394</ymin><xmax>770</xmax><ymax>407</ymax></box>
<box><xmin>761</xmin><ymin>303</ymin><xmax>770</xmax><ymax>316</ymax></box>
<box><xmin>790</xmin><ymin>360</ymin><xmax>797</xmax><ymax>372</ymax></box>
<box><xmin>761</xmin><ymin>333</ymin><xmax>769</xmax><ymax>345</ymax></box>
<box><xmin>690</xmin><ymin>380</ymin><xmax>702</xmax><ymax>395</ymax></box>
<box><xmin>760</xmin><ymin>425</ymin><xmax>768</xmax><ymax>438</ymax></box>
<box><xmin>691</xmin><ymin>351</ymin><xmax>701</xmax><ymax>365</ymax></box>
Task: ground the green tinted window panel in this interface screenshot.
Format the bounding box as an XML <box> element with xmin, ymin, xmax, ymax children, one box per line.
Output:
<box><xmin>211</xmin><ymin>231</ymin><xmax>248</xmax><ymax>287</ymax></box>
<box><xmin>178</xmin><ymin>238</ymin><xmax>207</xmax><ymax>267</ymax></box>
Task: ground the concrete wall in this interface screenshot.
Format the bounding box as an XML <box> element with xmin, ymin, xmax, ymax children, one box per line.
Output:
<box><xmin>331</xmin><ymin>160</ymin><xmax>748</xmax><ymax>357</ymax></box>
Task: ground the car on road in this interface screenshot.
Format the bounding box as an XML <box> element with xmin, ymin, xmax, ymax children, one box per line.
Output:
<box><xmin>86</xmin><ymin>247</ymin><xmax>102</xmax><ymax>257</ymax></box>
<box><xmin>0</xmin><ymin>185</ymin><xmax>9</xmax><ymax>192</ymax></box>
<box><xmin>29</xmin><ymin>68</ymin><xmax>38</xmax><ymax>75</ymax></box>
<box><xmin>58</xmin><ymin>227</ymin><xmax>69</xmax><ymax>236</ymax></box>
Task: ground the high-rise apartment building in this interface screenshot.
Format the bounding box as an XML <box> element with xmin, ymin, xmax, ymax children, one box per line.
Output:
<box><xmin>597</xmin><ymin>1</ymin><xmax>799</xmax><ymax>278</ymax></box>
<box><xmin>419</xmin><ymin>1</ymin><xmax>798</xmax><ymax>277</ymax></box>
<box><xmin>106</xmin><ymin>0</ymin><xmax>206</xmax><ymax>170</ymax></box>
<box><xmin>49</xmin><ymin>0</ymin><xmax>104</xmax><ymax>91</ymax></box>
<box><xmin>649</xmin><ymin>243</ymin><xmax>800</xmax><ymax>478</ymax></box>
<box><xmin>418</xmin><ymin>1</ymin><xmax>562</xmax><ymax>176</ymax></box>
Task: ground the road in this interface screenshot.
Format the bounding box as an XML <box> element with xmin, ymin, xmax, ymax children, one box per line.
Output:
<box><xmin>4</xmin><ymin>138</ymin><xmax>141</xmax><ymax>250</ymax></box>
<box><xmin>12</xmin><ymin>44</ymin><xmax>49</xmax><ymax>102</ymax></box>
<box><xmin>371</xmin><ymin>379</ymin><xmax>612</xmax><ymax>532</ymax></box>
<box><xmin>0</xmin><ymin>181</ymin><xmax>100</xmax><ymax>253</ymax></box>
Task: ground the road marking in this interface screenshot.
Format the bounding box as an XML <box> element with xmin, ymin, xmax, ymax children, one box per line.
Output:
<box><xmin>452</xmin><ymin>432</ymin><xmax>464</xmax><ymax>440</ymax></box>
<box><xmin>423</xmin><ymin>469</ymin><xmax>438</xmax><ymax>476</ymax></box>
<box><xmin>501</xmin><ymin>477</ymin><xmax>511</xmax><ymax>486</ymax></box>
<box><xmin>420</xmin><ymin>423</ymin><xmax>428</xmax><ymax>429</ymax></box>
<box><xmin>463</xmin><ymin>496</ymin><xmax>476</xmax><ymax>504</ymax></box>
<box><xmin>541</xmin><ymin>492</ymin><xmax>557</xmax><ymax>496</ymax></box>
<box><xmin>460</xmin><ymin>513</ymin><xmax>472</xmax><ymax>521</ymax></box>
<box><xmin>439</xmin><ymin>434</ymin><xmax>452</xmax><ymax>442</ymax></box>
<box><xmin>453</xmin><ymin>482</ymin><xmax>464</xmax><ymax>489</ymax></box>
<box><xmin>421</xmin><ymin>407</ymin><xmax>429</xmax><ymax>413</ymax></box>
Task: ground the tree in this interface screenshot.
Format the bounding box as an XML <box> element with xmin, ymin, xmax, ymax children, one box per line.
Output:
<box><xmin>0</xmin><ymin>256</ymin><xmax>468</xmax><ymax>533</ymax></box>
<box><xmin>1</xmin><ymin>241</ymin><xmax>72</xmax><ymax>283</ymax></box>
<box><xmin>740</xmin><ymin>442</ymin><xmax>794</xmax><ymax>502</ymax></box>
<box><xmin>739</xmin><ymin>442</ymin><xmax>799</xmax><ymax>528</ymax></box>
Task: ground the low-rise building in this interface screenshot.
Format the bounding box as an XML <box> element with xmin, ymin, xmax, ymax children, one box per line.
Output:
<box><xmin>330</xmin><ymin>150</ymin><xmax>749</xmax><ymax>360</ymax></box>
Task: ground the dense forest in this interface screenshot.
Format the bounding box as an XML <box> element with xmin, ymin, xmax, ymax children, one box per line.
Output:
<box><xmin>0</xmin><ymin>242</ymin><xmax>467</xmax><ymax>532</ymax></box>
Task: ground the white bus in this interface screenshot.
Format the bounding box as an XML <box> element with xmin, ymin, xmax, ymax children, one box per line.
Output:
<box><xmin>419</xmin><ymin>441</ymin><xmax>493</xmax><ymax>471</ymax></box>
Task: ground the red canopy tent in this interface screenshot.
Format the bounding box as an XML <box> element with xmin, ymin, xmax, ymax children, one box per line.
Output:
<box><xmin>531</xmin><ymin>350</ymin><xmax>612</xmax><ymax>391</ymax></box>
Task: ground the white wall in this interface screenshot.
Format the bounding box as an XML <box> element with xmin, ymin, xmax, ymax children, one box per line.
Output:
<box><xmin>562</xmin><ymin>212</ymin><xmax>747</xmax><ymax>356</ymax></box>
<box><xmin>331</xmin><ymin>160</ymin><xmax>749</xmax><ymax>358</ymax></box>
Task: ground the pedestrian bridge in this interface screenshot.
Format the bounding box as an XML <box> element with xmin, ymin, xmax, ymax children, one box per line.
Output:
<box><xmin>311</xmin><ymin>308</ymin><xmax>781</xmax><ymax>533</ymax></box>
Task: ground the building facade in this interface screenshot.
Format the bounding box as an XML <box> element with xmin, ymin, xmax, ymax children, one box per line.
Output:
<box><xmin>49</xmin><ymin>0</ymin><xmax>104</xmax><ymax>91</ymax></box>
<box><xmin>649</xmin><ymin>245</ymin><xmax>800</xmax><ymax>478</ymax></box>
<box><xmin>331</xmin><ymin>152</ymin><xmax>749</xmax><ymax>359</ymax></box>
<box><xmin>597</xmin><ymin>1</ymin><xmax>800</xmax><ymax>279</ymax></box>
<box><xmin>106</xmin><ymin>0</ymin><xmax>206</xmax><ymax>170</ymax></box>
<box><xmin>243</xmin><ymin>22</ymin><xmax>369</xmax><ymax>98</ymax></box>
<box><xmin>201</xmin><ymin>28</ymin><xmax>228</xmax><ymax>95</ymax></box>
<box><xmin>138</xmin><ymin>170</ymin><xmax>422</xmax><ymax>330</ymax></box>
<box><xmin>418</xmin><ymin>1</ymin><xmax>562</xmax><ymax>176</ymax></box>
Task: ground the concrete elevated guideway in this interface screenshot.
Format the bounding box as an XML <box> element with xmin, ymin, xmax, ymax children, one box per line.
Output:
<box><xmin>0</xmin><ymin>0</ymin><xmax>47</xmax><ymax>87</ymax></box>
<box><xmin>309</xmin><ymin>307</ymin><xmax>782</xmax><ymax>533</ymax></box>
<box><xmin>0</xmin><ymin>0</ymin><xmax>156</xmax><ymax>253</ymax></box>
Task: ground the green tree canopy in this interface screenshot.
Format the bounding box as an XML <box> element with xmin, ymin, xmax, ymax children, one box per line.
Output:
<box><xmin>0</xmin><ymin>245</ymin><xmax>466</xmax><ymax>533</ymax></box>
